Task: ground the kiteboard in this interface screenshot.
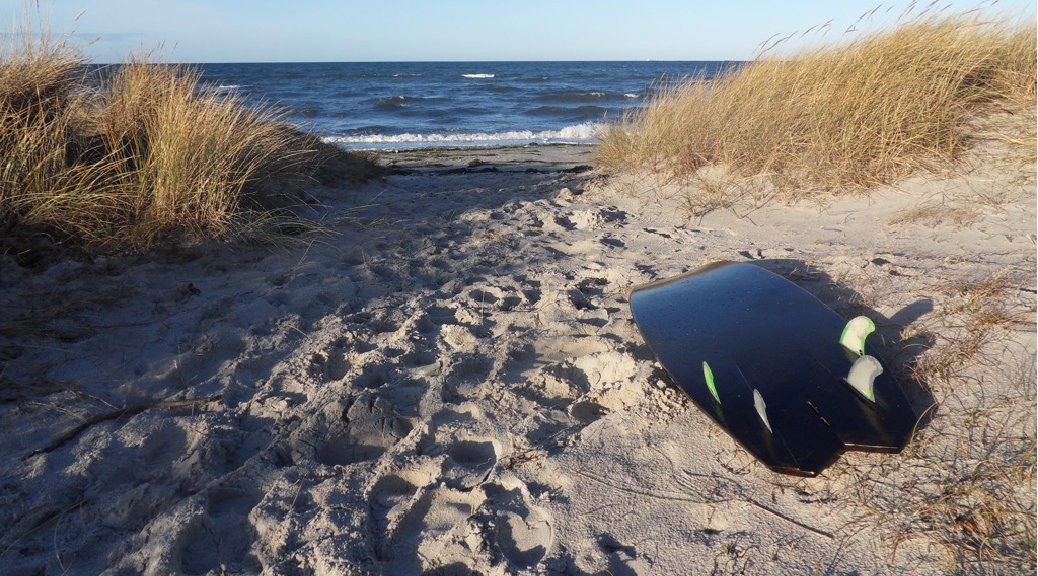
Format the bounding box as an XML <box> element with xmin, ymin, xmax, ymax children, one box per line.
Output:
<box><xmin>629</xmin><ymin>261</ymin><xmax>919</xmax><ymax>476</ymax></box>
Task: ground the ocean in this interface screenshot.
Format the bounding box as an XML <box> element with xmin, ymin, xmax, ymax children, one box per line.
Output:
<box><xmin>195</xmin><ymin>61</ymin><xmax>735</xmax><ymax>149</ymax></box>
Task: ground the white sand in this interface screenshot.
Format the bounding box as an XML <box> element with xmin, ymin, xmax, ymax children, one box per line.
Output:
<box><xmin>1</xmin><ymin>142</ymin><xmax>1034</xmax><ymax>575</ymax></box>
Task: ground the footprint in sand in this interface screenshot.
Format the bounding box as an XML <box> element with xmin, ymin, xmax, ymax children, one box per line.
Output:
<box><xmin>467</xmin><ymin>285</ymin><xmax>525</xmax><ymax>313</ymax></box>
<box><xmin>597</xmin><ymin>533</ymin><xmax>653</xmax><ymax>575</ymax></box>
<box><xmin>576</xmin><ymin>276</ymin><xmax>609</xmax><ymax>296</ymax></box>
<box><xmin>379</xmin><ymin>486</ymin><xmax>486</xmax><ymax>574</ymax></box>
<box><xmin>367</xmin><ymin>463</ymin><xmax>440</xmax><ymax>560</ymax></box>
<box><xmin>442</xmin><ymin>438</ymin><xmax>499</xmax><ymax>489</ymax></box>
<box><xmin>354</xmin><ymin>361</ymin><xmax>395</xmax><ymax>389</ymax></box>
<box><xmin>308</xmin><ymin>349</ymin><xmax>350</xmax><ymax>382</ymax></box>
<box><xmin>515</xmin><ymin>275</ymin><xmax>542</xmax><ymax>306</ymax></box>
<box><xmin>480</xmin><ymin>478</ymin><xmax>554</xmax><ymax>569</ymax></box>
<box><xmin>526</xmin><ymin>363</ymin><xmax>590</xmax><ymax>408</ymax></box>
<box><xmin>370</xmin><ymin>446</ymin><xmax>551</xmax><ymax>573</ymax></box>
<box><xmin>368</xmin><ymin>413</ymin><xmax>497</xmax><ymax>572</ymax></box>
<box><xmin>556</xmin><ymin>206</ymin><xmax>627</xmax><ymax>231</ymax></box>
<box><xmin>400</xmin><ymin>348</ymin><xmax>437</xmax><ymax>368</ymax></box>
<box><xmin>569</xmin><ymin>400</ymin><xmax>609</xmax><ymax>423</ymax></box>
<box><xmin>288</xmin><ymin>393</ymin><xmax>412</xmax><ymax>467</ymax></box>
<box><xmin>179</xmin><ymin>487</ymin><xmax>263</xmax><ymax>575</ymax></box>
<box><xmin>441</xmin><ymin>354</ymin><xmax>494</xmax><ymax>403</ymax></box>
<box><xmin>468</xmin><ymin>287</ymin><xmax>501</xmax><ymax>307</ymax></box>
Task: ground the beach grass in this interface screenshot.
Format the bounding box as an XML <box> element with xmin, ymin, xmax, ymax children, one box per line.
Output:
<box><xmin>597</xmin><ymin>11</ymin><xmax>1037</xmax><ymax>201</ymax></box>
<box><xmin>847</xmin><ymin>269</ymin><xmax>1037</xmax><ymax>573</ymax></box>
<box><xmin>0</xmin><ymin>27</ymin><xmax>377</xmax><ymax>253</ymax></box>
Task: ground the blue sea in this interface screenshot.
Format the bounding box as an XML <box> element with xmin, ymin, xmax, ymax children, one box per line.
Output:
<box><xmin>196</xmin><ymin>61</ymin><xmax>734</xmax><ymax>149</ymax></box>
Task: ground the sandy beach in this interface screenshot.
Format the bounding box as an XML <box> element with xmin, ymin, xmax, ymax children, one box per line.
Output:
<box><xmin>1</xmin><ymin>139</ymin><xmax>1034</xmax><ymax>574</ymax></box>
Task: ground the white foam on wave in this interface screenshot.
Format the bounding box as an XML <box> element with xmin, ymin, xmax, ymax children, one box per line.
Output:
<box><xmin>623</xmin><ymin>93</ymin><xmax>640</xmax><ymax>99</ymax></box>
<box><xmin>461</xmin><ymin>73</ymin><xmax>495</xmax><ymax>79</ymax></box>
<box><xmin>324</xmin><ymin>122</ymin><xmax>602</xmax><ymax>149</ymax></box>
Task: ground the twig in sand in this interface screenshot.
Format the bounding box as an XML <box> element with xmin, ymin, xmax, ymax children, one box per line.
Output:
<box><xmin>675</xmin><ymin>471</ymin><xmax>836</xmax><ymax>540</ymax></box>
<box><xmin>738</xmin><ymin>494</ymin><xmax>835</xmax><ymax>540</ymax></box>
<box><xmin>562</xmin><ymin>464</ymin><xmax>712</xmax><ymax>504</ymax></box>
<box><xmin>0</xmin><ymin>498</ymin><xmax>88</xmax><ymax>565</ymax></box>
<box><xmin>23</xmin><ymin>394</ymin><xmax>222</xmax><ymax>459</ymax></box>
<box><xmin>563</xmin><ymin>463</ymin><xmax>834</xmax><ymax>539</ymax></box>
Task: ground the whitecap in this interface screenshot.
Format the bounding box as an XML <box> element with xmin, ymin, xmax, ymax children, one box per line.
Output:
<box><xmin>373</xmin><ymin>95</ymin><xmax>407</xmax><ymax>110</ymax></box>
<box><xmin>461</xmin><ymin>73</ymin><xmax>495</xmax><ymax>79</ymax></box>
<box><xmin>323</xmin><ymin>122</ymin><xmax>603</xmax><ymax>149</ymax></box>
<box><xmin>623</xmin><ymin>93</ymin><xmax>639</xmax><ymax>99</ymax></box>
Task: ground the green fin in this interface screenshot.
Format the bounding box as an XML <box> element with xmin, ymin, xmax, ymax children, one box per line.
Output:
<box><xmin>845</xmin><ymin>355</ymin><xmax>882</xmax><ymax>402</ymax></box>
<box><xmin>752</xmin><ymin>388</ymin><xmax>773</xmax><ymax>433</ymax></box>
<box><xmin>702</xmin><ymin>361</ymin><xmax>721</xmax><ymax>405</ymax></box>
<box><xmin>840</xmin><ymin>316</ymin><xmax>875</xmax><ymax>357</ymax></box>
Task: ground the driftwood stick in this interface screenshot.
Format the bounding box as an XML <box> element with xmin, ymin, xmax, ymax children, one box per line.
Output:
<box><xmin>25</xmin><ymin>394</ymin><xmax>222</xmax><ymax>459</ymax></box>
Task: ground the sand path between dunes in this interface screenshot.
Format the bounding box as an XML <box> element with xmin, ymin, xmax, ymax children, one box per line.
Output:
<box><xmin>1</xmin><ymin>143</ymin><xmax>1034</xmax><ymax>575</ymax></box>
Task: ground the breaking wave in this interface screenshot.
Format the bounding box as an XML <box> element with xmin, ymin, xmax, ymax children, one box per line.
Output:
<box><xmin>324</xmin><ymin>122</ymin><xmax>602</xmax><ymax>149</ymax></box>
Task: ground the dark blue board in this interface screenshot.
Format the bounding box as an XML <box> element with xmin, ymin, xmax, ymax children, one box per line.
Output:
<box><xmin>630</xmin><ymin>261</ymin><xmax>918</xmax><ymax>476</ymax></box>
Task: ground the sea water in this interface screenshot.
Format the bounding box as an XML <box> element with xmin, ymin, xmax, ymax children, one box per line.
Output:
<box><xmin>196</xmin><ymin>61</ymin><xmax>735</xmax><ymax>149</ymax></box>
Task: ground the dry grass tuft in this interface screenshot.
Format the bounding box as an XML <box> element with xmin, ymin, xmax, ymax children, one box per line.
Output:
<box><xmin>837</xmin><ymin>268</ymin><xmax>1036</xmax><ymax>573</ymax></box>
<box><xmin>598</xmin><ymin>10</ymin><xmax>1037</xmax><ymax>207</ymax></box>
<box><xmin>915</xmin><ymin>271</ymin><xmax>1034</xmax><ymax>378</ymax></box>
<box><xmin>891</xmin><ymin>202</ymin><xmax>983</xmax><ymax>228</ymax></box>
<box><xmin>0</xmin><ymin>26</ymin><xmax>379</xmax><ymax>253</ymax></box>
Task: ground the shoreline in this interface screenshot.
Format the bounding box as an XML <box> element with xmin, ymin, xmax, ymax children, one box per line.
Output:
<box><xmin>372</xmin><ymin>142</ymin><xmax>598</xmax><ymax>173</ymax></box>
<box><xmin>1</xmin><ymin>136</ymin><xmax>1034</xmax><ymax>574</ymax></box>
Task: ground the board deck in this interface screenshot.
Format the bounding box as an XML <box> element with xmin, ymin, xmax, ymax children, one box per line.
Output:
<box><xmin>630</xmin><ymin>261</ymin><xmax>919</xmax><ymax>476</ymax></box>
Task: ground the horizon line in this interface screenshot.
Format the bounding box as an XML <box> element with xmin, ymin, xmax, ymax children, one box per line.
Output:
<box><xmin>84</xmin><ymin>58</ymin><xmax>748</xmax><ymax>66</ymax></box>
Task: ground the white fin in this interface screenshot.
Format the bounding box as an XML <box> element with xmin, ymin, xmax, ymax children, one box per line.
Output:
<box><xmin>752</xmin><ymin>388</ymin><xmax>773</xmax><ymax>433</ymax></box>
<box><xmin>845</xmin><ymin>355</ymin><xmax>882</xmax><ymax>402</ymax></box>
<box><xmin>840</xmin><ymin>316</ymin><xmax>876</xmax><ymax>357</ymax></box>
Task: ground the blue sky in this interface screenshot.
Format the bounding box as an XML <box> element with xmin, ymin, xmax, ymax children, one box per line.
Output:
<box><xmin>3</xmin><ymin>1</ymin><xmax>1035</xmax><ymax>63</ymax></box>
